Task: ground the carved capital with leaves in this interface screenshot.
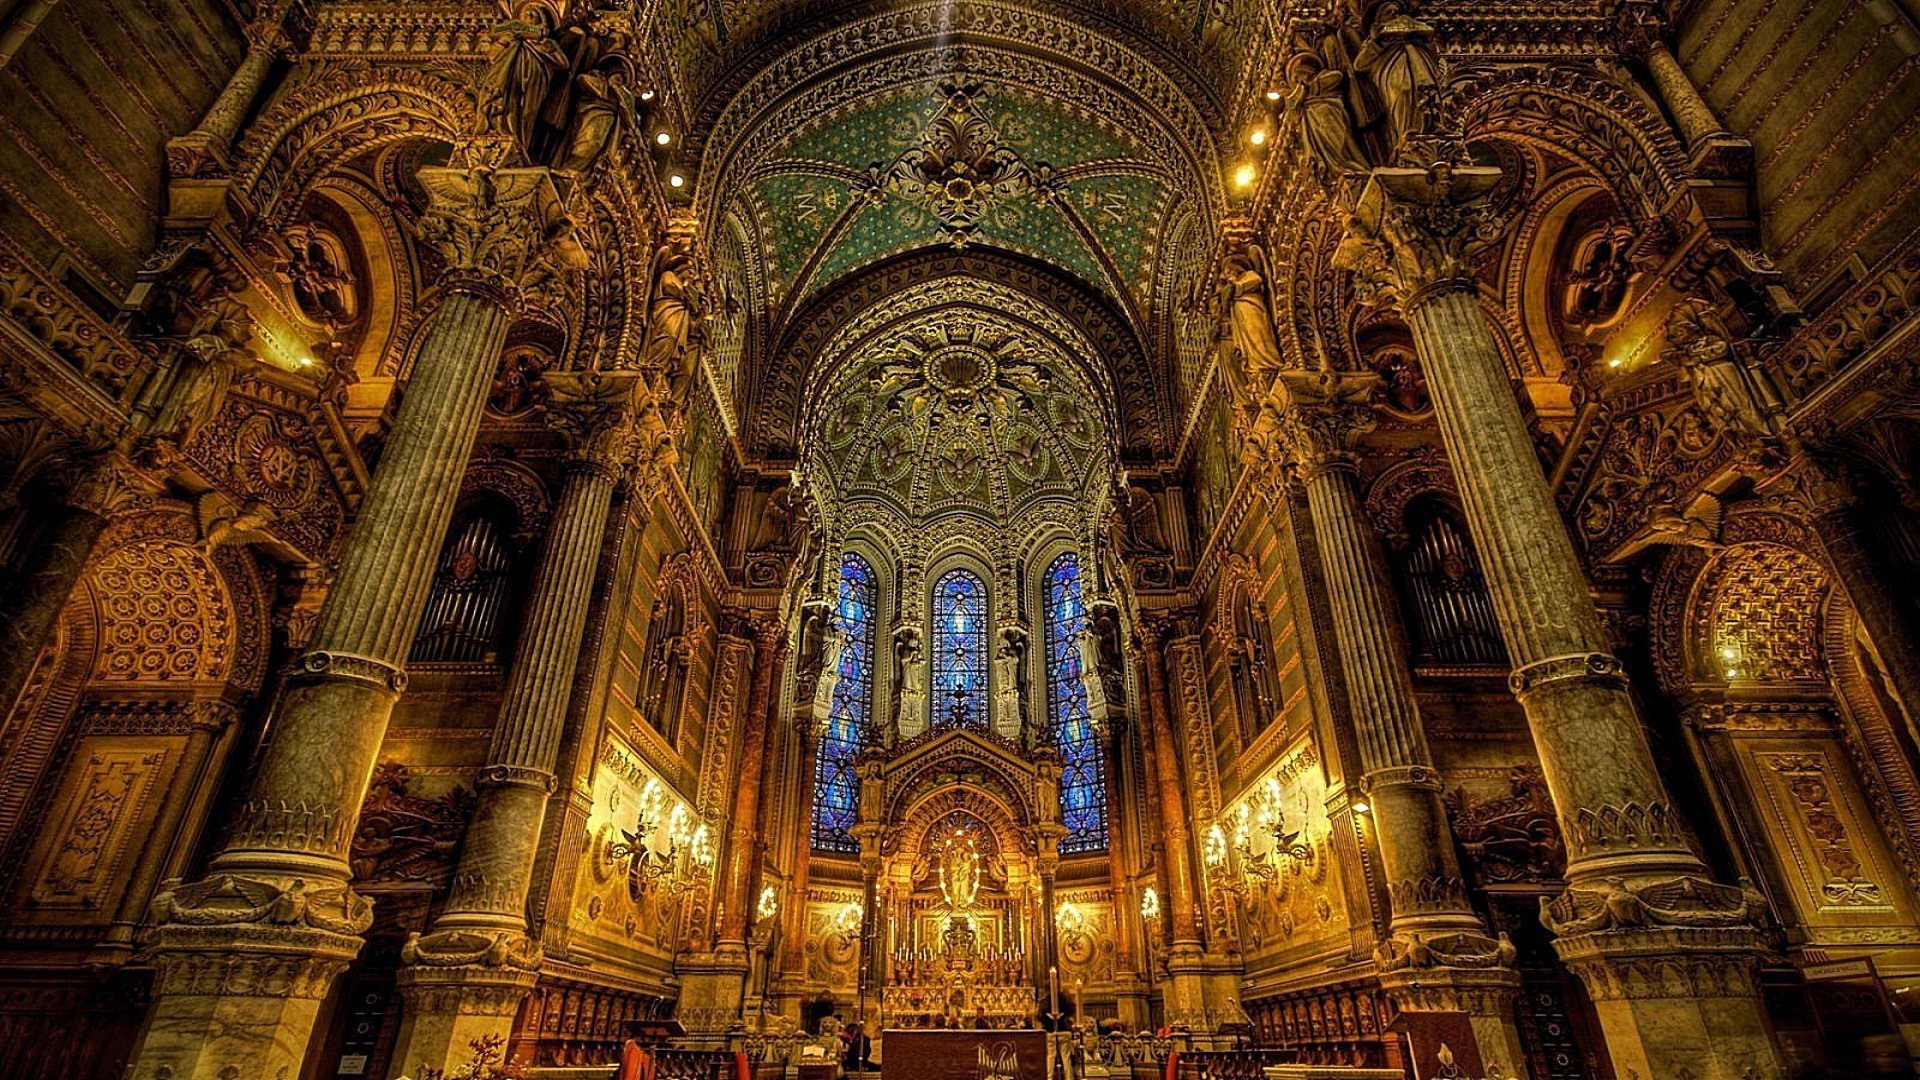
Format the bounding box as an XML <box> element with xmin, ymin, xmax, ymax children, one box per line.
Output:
<box><xmin>1339</xmin><ymin>165</ymin><xmax>1506</xmax><ymax>307</ymax></box>
<box><xmin>413</xmin><ymin>166</ymin><xmax>582</xmax><ymax>309</ymax></box>
<box><xmin>1271</xmin><ymin>370</ymin><xmax>1379</xmax><ymax>480</ymax></box>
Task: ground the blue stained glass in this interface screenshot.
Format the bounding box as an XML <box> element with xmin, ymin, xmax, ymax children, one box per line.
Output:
<box><xmin>931</xmin><ymin>569</ymin><xmax>989</xmax><ymax>730</ymax></box>
<box><xmin>812</xmin><ymin>553</ymin><xmax>876</xmax><ymax>853</ymax></box>
<box><xmin>1045</xmin><ymin>553</ymin><xmax>1108</xmax><ymax>853</ymax></box>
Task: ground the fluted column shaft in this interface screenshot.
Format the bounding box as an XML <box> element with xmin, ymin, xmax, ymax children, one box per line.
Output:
<box><xmin>128</xmin><ymin>167</ymin><xmax>571</xmax><ymax>1080</ymax></box>
<box><xmin>1405</xmin><ymin>285</ymin><xmax>1703</xmax><ymax>882</ymax></box>
<box><xmin>720</xmin><ymin>628</ymin><xmax>782</xmax><ymax>948</ymax></box>
<box><xmin>101</xmin><ymin>702</ymin><xmax>235</xmax><ymax>951</ymax></box>
<box><xmin>1347</xmin><ymin>166</ymin><xmax>1778</xmax><ymax>1080</ymax></box>
<box><xmin>438</xmin><ymin>452</ymin><xmax>624</xmax><ymax>930</ymax></box>
<box><xmin>1139</xmin><ymin>632</ymin><xmax>1201</xmax><ymax>948</ymax></box>
<box><xmin>1291</xmin><ymin>448</ymin><xmax>1480</xmax><ymax>934</ymax></box>
<box><xmin>211</xmin><ymin>287</ymin><xmax>509</xmax><ymax>882</ymax></box>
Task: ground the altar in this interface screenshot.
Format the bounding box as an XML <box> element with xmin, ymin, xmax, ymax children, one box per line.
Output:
<box><xmin>881</xmin><ymin>1029</ymin><xmax>1047</xmax><ymax>1080</ymax></box>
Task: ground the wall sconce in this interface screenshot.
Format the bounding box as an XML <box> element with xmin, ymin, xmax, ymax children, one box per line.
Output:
<box><xmin>834</xmin><ymin>899</ymin><xmax>863</xmax><ymax>935</ymax></box>
<box><xmin>1230</xmin><ymin>784</ymin><xmax>1315</xmax><ymax>891</ymax></box>
<box><xmin>1139</xmin><ymin>886</ymin><xmax>1161</xmax><ymax>920</ymax></box>
<box><xmin>757</xmin><ymin>885</ymin><xmax>780</xmax><ymax>920</ymax></box>
<box><xmin>1203</xmin><ymin>823</ymin><xmax>1229</xmax><ymax>870</ymax></box>
<box><xmin>608</xmin><ymin>778</ymin><xmax>713</xmax><ymax>899</ymax></box>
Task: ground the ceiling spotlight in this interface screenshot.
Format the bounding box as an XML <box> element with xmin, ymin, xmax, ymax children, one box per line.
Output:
<box><xmin>1233</xmin><ymin>164</ymin><xmax>1257</xmax><ymax>188</ymax></box>
<box><xmin>669</xmin><ymin>173</ymin><xmax>685</xmax><ymax>189</ymax></box>
<box><xmin>1265</xmin><ymin>88</ymin><xmax>1283</xmax><ymax>102</ymax></box>
<box><xmin>1249</xmin><ymin>128</ymin><xmax>1268</xmax><ymax>146</ymax></box>
<box><xmin>655</xmin><ymin>131</ymin><xmax>672</xmax><ymax>146</ymax></box>
<box><xmin>640</xmin><ymin>89</ymin><xmax>656</xmax><ymax>101</ymax></box>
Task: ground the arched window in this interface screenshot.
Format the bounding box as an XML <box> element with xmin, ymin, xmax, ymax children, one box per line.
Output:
<box><xmin>411</xmin><ymin>501</ymin><xmax>517</xmax><ymax>663</ymax></box>
<box><xmin>930</xmin><ymin>568</ymin><xmax>989</xmax><ymax>730</ymax></box>
<box><xmin>1228</xmin><ymin>589</ymin><xmax>1278</xmax><ymax>745</ymax></box>
<box><xmin>1045</xmin><ymin>553</ymin><xmax>1108</xmax><ymax>853</ymax></box>
<box><xmin>812</xmin><ymin>553</ymin><xmax>876</xmax><ymax>853</ymax></box>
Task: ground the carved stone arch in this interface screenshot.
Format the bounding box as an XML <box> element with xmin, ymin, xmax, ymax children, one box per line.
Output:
<box><xmin>759</xmin><ymin>250</ymin><xmax>1158</xmax><ymax>460</ymax></box>
<box><xmin>1445</xmin><ymin>64</ymin><xmax>1691</xmax><ymax>226</ymax></box>
<box><xmin>1505</xmin><ymin>174</ymin><xmax>1619</xmax><ymax>379</ymax></box>
<box><xmin>457</xmin><ymin>452</ymin><xmax>553</xmax><ymax>540</ymax></box>
<box><xmin>1273</xmin><ymin>184</ymin><xmax>1364</xmax><ymax>374</ymax></box>
<box><xmin>233</xmin><ymin>69</ymin><xmax>471</xmax><ymax>230</ymax></box>
<box><xmin>307</xmin><ymin>174</ymin><xmax>419</xmax><ymax>383</ymax></box>
<box><xmin>889</xmin><ymin>783</ymin><xmax>1034</xmax><ymax>863</ymax></box>
<box><xmin>690</xmin><ymin>0</ymin><xmax>1225</xmax><ymax>230</ymax></box>
<box><xmin>0</xmin><ymin>582</ymin><xmax>100</xmax><ymax>853</ymax></box>
<box><xmin>1362</xmin><ymin>448</ymin><xmax>1461</xmax><ymax>548</ymax></box>
<box><xmin>1682</xmin><ymin>540</ymin><xmax>1832</xmax><ymax>689</ymax></box>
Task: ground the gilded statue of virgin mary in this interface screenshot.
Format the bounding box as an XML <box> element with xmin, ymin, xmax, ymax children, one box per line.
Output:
<box><xmin>937</xmin><ymin>833</ymin><xmax>981</xmax><ymax>912</ymax></box>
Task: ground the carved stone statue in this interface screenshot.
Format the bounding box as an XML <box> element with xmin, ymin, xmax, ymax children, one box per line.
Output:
<box><xmin>1663</xmin><ymin>296</ymin><xmax>1772</xmax><ymax>436</ymax></box>
<box><xmin>991</xmin><ymin>627</ymin><xmax>1025</xmax><ymax>735</ymax></box>
<box><xmin>556</xmin><ymin>63</ymin><xmax>639</xmax><ymax>175</ymax></box>
<box><xmin>1220</xmin><ymin>243</ymin><xmax>1286</xmax><ymax>407</ymax></box>
<box><xmin>895</xmin><ymin>626</ymin><xmax>927</xmax><ymax>731</ymax></box>
<box><xmin>1282</xmin><ymin>52</ymin><xmax>1372</xmax><ymax>181</ymax></box>
<box><xmin>155</xmin><ymin>295</ymin><xmax>253</xmax><ymax>446</ymax></box>
<box><xmin>638</xmin><ymin>248</ymin><xmax>702</xmax><ymax>409</ymax></box>
<box><xmin>479</xmin><ymin>9</ymin><xmax>569</xmax><ymax>158</ymax></box>
<box><xmin>813</xmin><ymin>626</ymin><xmax>845</xmax><ymax>719</ymax></box>
<box><xmin>1353</xmin><ymin>2</ymin><xmax>1442</xmax><ymax>150</ymax></box>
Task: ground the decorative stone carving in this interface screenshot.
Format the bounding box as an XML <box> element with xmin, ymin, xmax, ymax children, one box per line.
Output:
<box><xmin>1443</xmin><ymin>767</ymin><xmax>1566</xmax><ymax>886</ymax></box>
<box><xmin>149</xmin><ymin>873</ymin><xmax>373</xmax><ymax>937</ymax></box>
<box><xmin>413</xmin><ymin>166</ymin><xmax>580</xmax><ymax>305</ymax></box>
<box><xmin>349</xmin><ymin>763</ymin><xmax>475</xmax><ymax>886</ymax></box>
<box><xmin>1337</xmin><ymin>164</ymin><xmax>1506</xmax><ymax>302</ymax></box>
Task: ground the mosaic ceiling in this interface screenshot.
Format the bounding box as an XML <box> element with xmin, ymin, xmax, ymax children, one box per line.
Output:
<box><xmin>734</xmin><ymin>84</ymin><xmax>1174</xmax><ymax>314</ymax></box>
<box><xmin>808</xmin><ymin>302</ymin><xmax>1114</xmax><ymax>523</ymax></box>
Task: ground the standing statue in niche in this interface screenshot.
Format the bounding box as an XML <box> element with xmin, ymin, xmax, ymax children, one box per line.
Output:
<box><xmin>991</xmin><ymin>627</ymin><xmax>1027</xmax><ymax>737</ymax></box>
<box><xmin>638</xmin><ymin>248</ymin><xmax>704</xmax><ymax>414</ymax></box>
<box><xmin>1220</xmin><ymin>242</ymin><xmax>1288</xmax><ymax>410</ymax></box>
<box><xmin>813</xmin><ymin>626</ymin><xmax>845</xmax><ymax>724</ymax></box>
<box><xmin>895</xmin><ymin>627</ymin><xmax>928</xmax><ymax>732</ymax></box>
<box><xmin>556</xmin><ymin>61</ymin><xmax>640</xmax><ymax>175</ymax></box>
<box><xmin>479</xmin><ymin>7</ymin><xmax>568</xmax><ymax>157</ymax></box>
<box><xmin>155</xmin><ymin>294</ymin><xmax>254</xmax><ymax>447</ymax></box>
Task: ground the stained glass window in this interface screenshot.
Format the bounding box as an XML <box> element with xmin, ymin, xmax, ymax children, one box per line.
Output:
<box><xmin>931</xmin><ymin>568</ymin><xmax>989</xmax><ymax>730</ymax></box>
<box><xmin>811</xmin><ymin>553</ymin><xmax>876</xmax><ymax>853</ymax></box>
<box><xmin>1045</xmin><ymin>552</ymin><xmax>1108</xmax><ymax>852</ymax></box>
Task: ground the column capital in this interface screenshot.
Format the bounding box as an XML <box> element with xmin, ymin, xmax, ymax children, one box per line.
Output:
<box><xmin>544</xmin><ymin>371</ymin><xmax>648</xmax><ymax>479</ymax></box>
<box><xmin>1607</xmin><ymin>0</ymin><xmax>1672</xmax><ymax>61</ymax></box>
<box><xmin>62</xmin><ymin>452</ymin><xmax>159</xmax><ymax>518</ymax></box>
<box><xmin>1269</xmin><ymin>370</ymin><xmax>1379</xmax><ymax>481</ymax></box>
<box><xmin>414</xmin><ymin>166</ymin><xmax>583</xmax><ymax>309</ymax></box>
<box><xmin>1338</xmin><ymin>165</ymin><xmax>1506</xmax><ymax>307</ymax></box>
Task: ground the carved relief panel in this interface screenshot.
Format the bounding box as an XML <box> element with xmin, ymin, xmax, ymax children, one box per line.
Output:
<box><xmin>21</xmin><ymin>736</ymin><xmax>176</xmax><ymax>915</ymax></box>
<box><xmin>1741</xmin><ymin>738</ymin><xmax>1918</xmax><ymax>943</ymax></box>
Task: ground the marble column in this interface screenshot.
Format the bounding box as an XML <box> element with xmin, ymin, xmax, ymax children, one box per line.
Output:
<box><xmin>1614</xmin><ymin>0</ymin><xmax>1733</xmax><ymax>151</ymax></box>
<box><xmin>126</xmin><ymin>166</ymin><xmax>573</xmax><ymax>1080</ymax></box>
<box><xmin>1268</xmin><ymin>371</ymin><xmax>1528</xmax><ymax>1075</ymax></box>
<box><xmin>390</xmin><ymin>388</ymin><xmax>639</xmax><ymax>1076</ymax></box>
<box><xmin>721</xmin><ymin>625</ymin><xmax>782</xmax><ymax>944</ymax></box>
<box><xmin>1137</xmin><ymin>619</ymin><xmax>1208</xmax><ymax>1024</ymax></box>
<box><xmin>1342</xmin><ymin>165</ymin><xmax>1776</xmax><ymax>1080</ymax></box>
<box><xmin>166</xmin><ymin>5</ymin><xmax>297</xmax><ymax>176</ymax></box>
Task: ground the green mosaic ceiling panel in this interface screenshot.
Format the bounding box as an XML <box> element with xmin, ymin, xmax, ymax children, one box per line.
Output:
<box><xmin>738</xmin><ymin>85</ymin><xmax>1166</xmax><ymax>305</ymax></box>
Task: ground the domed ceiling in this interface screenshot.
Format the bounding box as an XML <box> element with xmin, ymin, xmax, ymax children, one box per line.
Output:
<box><xmin>806</xmin><ymin>301</ymin><xmax>1113</xmax><ymax>525</ymax></box>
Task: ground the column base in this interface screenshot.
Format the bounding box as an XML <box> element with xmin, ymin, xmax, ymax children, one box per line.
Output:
<box><xmin>1554</xmin><ymin>926</ymin><xmax>1779</xmax><ymax>1080</ymax></box>
<box><xmin>675</xmin><ymin>947</ymin><xmax>752</xmax><ymax>1032</ymax></box>
<box><xmin>389</xmin><ymin>960</ymin><xmax>540</xmax><ymax>1079</ymax></box>
<box><xmin>127</xmin><ymin>922</ymin><xmax>362</xmax><ymax>1080</ymax></box>
<box><xmin>1378</xmin><ymin>961</ymin><xmax>1529</xmax><ymax>1080</ymax></box>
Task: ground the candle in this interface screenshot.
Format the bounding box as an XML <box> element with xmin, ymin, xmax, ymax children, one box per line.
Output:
<box><xmin>1049</xmin><ymin>964</ymin><xmax>1060</xmax><ymax>1017</ymax></box>
<box><xmin>1074</xmin><ymin>977</ymin><xmax>1084</xmax><ymax>1023</ymax></box>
